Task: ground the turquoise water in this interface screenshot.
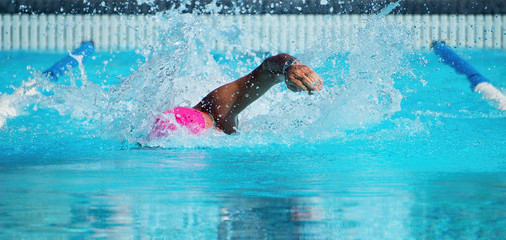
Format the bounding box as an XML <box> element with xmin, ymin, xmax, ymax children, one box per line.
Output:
<box><xmin>1</xmin><ymin>49</ymin><xmax>505</xmax><ymax>239</ymax></box>
<box><xmin>1</xmin><ymin>13</ymin><xmax>506</xmax><ymax>239</ymax></box>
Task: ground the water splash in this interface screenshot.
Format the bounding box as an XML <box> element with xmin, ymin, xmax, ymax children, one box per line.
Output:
<box><xmin>319</xmin><ymin>17</ymin><xmax>408</xmax><ymax>130</ymax></box>
<box><xmin>1</xmin><ymin>5</ymin><xmax>414</xmax><ymax>148</ymax></box>
<box><xmin>244</xmin><ymin>7</ymin><xmax>410</xmax><ymax>138</ymax></box>
<box><xmin>375</xmin><ymin>1</ymin><xmax>401</xmax><ymax>19</ymax></box>
<box><xmin>0</xmin><ymin>79</ymin><xmax>40</xmax><ymax>128</ymax></box>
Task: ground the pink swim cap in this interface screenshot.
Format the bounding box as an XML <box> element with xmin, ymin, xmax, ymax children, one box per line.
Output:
<box><xmin>151</xmin><ymin>107</ymin><xmax>207</xmax><ymax>137</ymax></box>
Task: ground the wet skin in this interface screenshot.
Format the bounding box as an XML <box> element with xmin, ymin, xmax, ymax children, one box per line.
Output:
<box><xmin>193</xmin><ymin>53</ymin><xmax>323</xmax><ymax>134</ymax></box>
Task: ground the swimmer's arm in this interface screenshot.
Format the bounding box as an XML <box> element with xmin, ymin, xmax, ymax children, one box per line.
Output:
<box><xmin>194</xmin><ymin>53</ymin><xmax>322</xmax><ymax>134</ymax></box>
<box><xmin>258</xmin><ymin>53</ymin><xmax>323</xmax><ymax>95</ymax></box>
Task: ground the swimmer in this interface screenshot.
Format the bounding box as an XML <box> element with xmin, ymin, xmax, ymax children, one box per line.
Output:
<box><xmin>152</xmin><ymin>53</ymin><xmax>323</xmax><ymax>136</ymax></box>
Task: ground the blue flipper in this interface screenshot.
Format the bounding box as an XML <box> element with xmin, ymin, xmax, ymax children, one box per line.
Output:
<box><xmin>43</xmin><ymin>41</ymin><xmax>95</xmax><ymax>82</ymax></box>
<box><xmin>432</xmin><ymin>41</ymin><xmax>488</xmax><ymax>89</ymax></box>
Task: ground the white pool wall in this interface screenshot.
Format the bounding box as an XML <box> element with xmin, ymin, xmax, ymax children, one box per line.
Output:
<box><xmin>0</xmin><ymin>14</ymin><xmax>505</xmax><ymax>52</ymax></box>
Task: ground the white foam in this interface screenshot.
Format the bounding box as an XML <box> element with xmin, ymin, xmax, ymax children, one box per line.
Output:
<box><xmin>474</xmin><ymin>82</ymin><xmax>506</xmax><ymax>110</ymax></box>
<box><xmin>0</xmin><ymin>79</ymin><xmax>40</xmax><ymax>128</ymax></box>
<box><xmin>2</xmin><ymin>6</ymin><xmax>414</xmax><ymax>146</ymax></box>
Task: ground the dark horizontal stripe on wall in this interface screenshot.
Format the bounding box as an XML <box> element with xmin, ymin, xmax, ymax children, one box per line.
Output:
<box><xmin>1</xmin><ymin>0</ymin><xmax>504</xmax><ymax>15</ymax></box>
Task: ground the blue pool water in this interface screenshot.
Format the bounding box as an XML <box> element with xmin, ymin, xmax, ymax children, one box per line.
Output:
<box><xmin>1</xmin><ymin>13</ymin><xmax>506</xmax><ymax>239</ymax></box>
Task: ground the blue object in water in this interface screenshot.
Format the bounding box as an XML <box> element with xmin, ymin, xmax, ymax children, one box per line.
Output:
<box><xmin>42</xmin><ymin>41</ymin><xmax>95</xmax><ymax>82</ymax></box>
<box><xmin>432</xmin><ymin>41</ymin><xmax>489</xmax><ymax>89</ymax></box>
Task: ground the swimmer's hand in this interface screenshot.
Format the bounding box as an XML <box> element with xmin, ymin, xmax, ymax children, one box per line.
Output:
<box><xmin>284</xmin><ymin>63</ymin><xmax>323</xmax><ymax>95</ymax></box>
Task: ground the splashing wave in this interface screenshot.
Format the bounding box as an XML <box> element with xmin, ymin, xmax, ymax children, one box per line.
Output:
<box><xmin>1</xmin><ymin>8</ymin><xmax>413</xmax><ymax>148</ymax></box>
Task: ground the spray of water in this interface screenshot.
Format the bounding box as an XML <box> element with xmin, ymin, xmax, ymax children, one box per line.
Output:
<box><xmin>243</xmin><ymin>1</ymin><xmax>410</xmax><ymax>138</ymax></box>
<box><xmin>0</xmin><ymin>3</ymin><xmax>413</xmax><ymax>148</ymax></box>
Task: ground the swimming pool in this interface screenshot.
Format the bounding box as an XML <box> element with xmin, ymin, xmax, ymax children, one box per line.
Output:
<box><xmin>1</xmin><ymin>11</ymin><xmax>506</xmax><ymax>239</ymax></box>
